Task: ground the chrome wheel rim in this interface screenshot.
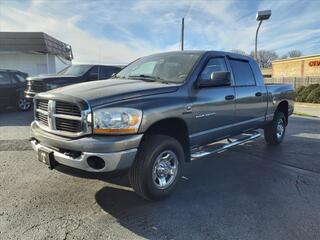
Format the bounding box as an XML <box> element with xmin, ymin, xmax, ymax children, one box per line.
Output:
<box><xmin>18</xmin><ymin>98</ymin><xmax>31</xmax><ymax>110</ymax></box>
<box><xmin>152</xmin><ymin>150</ymin><xmax>179</xmax><ymax>189</ymax></box>
<box><xmin>276</xmin><ymin>118</ymin><xmax>285</xmax><ymax>139</ymax></box>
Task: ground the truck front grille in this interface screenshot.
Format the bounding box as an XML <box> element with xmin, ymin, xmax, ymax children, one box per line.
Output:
<box><xmin>26</xmin><ymin>80</ymin><xmax>46</xmax><ymax>93</ymax></box>
<box><xmin>34</xmin><ymin>99</ymin><xmax>90</xmax><ymax>137</ymax></box>
<box><xmin>56</xmin><ymin>117</ymin><xmax>82</xmax><ymax>132</ymax></box>
<box><xmin>56</xmin><ymin>101</ymin><xmax>81</xmax><ymax>116</ymax></box>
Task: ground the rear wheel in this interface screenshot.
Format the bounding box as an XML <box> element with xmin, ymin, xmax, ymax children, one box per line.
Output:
<box><xmin>264</xmin><ymin>111</ymin><xmax>286</xmax><ymax>145</ymax></box>
<box><xmin>129</xmin><ymin>135</ymin><xmax>184</xmax><ymax>200</ymax></box>
<box><xmin>16</xmin><ymin>97</ymin><xmax>31</xmax><ymax>111</ymax></box>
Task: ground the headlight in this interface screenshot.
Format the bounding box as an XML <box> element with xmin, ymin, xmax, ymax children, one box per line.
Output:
<box><xmin>93</xmin><ymin>108</ymin><xmax>142</xmax><ymax>134</ymax></box>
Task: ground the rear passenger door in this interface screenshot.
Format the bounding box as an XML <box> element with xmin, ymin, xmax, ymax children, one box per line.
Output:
<box><xmin>229</xmin><ymin>58</ymin><xmax>265</xmax><ymax>130</ymax></box>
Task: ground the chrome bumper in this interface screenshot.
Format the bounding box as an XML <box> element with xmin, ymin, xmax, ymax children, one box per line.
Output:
<box><xmin>30</xmin><ymin>139</ymin><xmax>137</xmax><ymax>172</ymax></box>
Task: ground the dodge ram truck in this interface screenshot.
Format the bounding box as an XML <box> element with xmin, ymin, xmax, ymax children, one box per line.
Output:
<box><xmin>30</xmin><ymin>51</ymin><xmax>294</xmax><ymax>200</ymax></box>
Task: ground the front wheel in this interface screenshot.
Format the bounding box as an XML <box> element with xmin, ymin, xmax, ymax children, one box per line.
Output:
<box><xmin>129</xmin><ymin>135</ymin><xmax>185</xmax><ymax>200</ymax></box>
<box><xmin>16</xmin><ymin>97</ymin><xmax>31</xmax><ymax>111</ymax></box>
<box><xmin>264</xmin><ymin>112</ymin><xmax>286</xmax><ymax>145</ymax></box>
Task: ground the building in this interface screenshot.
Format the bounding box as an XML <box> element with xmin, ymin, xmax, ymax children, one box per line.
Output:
<box><xmin>261</xmin><ymin>54</ymin><xmax>320</xmax><ymax>88</ymax></box>
<box><xmin>0</xmin><ymin>32</ymin><xmax>73</xmax><ymax>76</ymax></box>
<box><xmin>272</xmin><ymin>54</ymin><xmax>320</xmax><ymax>78</ymax></box>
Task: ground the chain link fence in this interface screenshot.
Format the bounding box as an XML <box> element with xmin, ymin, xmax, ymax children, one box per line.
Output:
<box><xmin>265</xmin><ymin>77</ymin><xmax>320</xmax><ymax>89</ymax></box>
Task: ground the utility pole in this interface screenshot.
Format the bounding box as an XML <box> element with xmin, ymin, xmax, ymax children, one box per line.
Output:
<box><xmin>181</xmin><ymin>17</ymin><xmax>184</xmax><ymax>51</ymax></box>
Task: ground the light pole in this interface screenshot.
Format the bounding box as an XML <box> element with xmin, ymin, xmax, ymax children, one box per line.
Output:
<box><xmin>181</xmin><ymin>17</ymin><xmax>184</xmax><ymax>51</ymax></box>
<box><xmin>255</xmin><ymin>10</ymin><xmax>271</xmax><ymax>62</ymax></box>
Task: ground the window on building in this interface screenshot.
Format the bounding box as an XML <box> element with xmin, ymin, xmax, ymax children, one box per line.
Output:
<box><xmin>230</xmin><ymin>59</ymin><xmax>256</xmax><ymax>86</ymax></box>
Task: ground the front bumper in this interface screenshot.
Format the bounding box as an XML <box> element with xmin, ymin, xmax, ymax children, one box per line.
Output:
<box><xmin>30</xmin><ymin>121</ymin><xmax>143</xmax><ymax>172</ymax></box>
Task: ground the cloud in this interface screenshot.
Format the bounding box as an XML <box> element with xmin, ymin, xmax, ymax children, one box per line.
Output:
<box><xmin>0</xmin><ymin>0</ymin><xmax>318</xmax><ymax>64</ymax></box>
<box><xmin>0</xmin><ymin>0</ymin><xmax>161</xmax><ymax>64</ymax></box>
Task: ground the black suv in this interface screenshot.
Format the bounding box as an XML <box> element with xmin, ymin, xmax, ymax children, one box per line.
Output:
<box><xmin>0</xmin><ymin>69</ymin><xmax>31</xmax><ymax>111</ymax></box>
<box><xmin>25</xmin><ymin>64</ymin><xmax>122</xmax><ymax>98</ymax></box>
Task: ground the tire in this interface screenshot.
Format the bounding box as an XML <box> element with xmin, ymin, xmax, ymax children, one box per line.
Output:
<box><xmin>16</xmin><ymin>97</ymin><xmax>31</xmax><ymax>111</ymax></box>
<box><xmin>264</xmin><ymin>111</ymin><xmax>286</xmax><ymax>146</ymax></box>
<box><xmin>129</xmin><ymin>134</ymin><xmax>185</xmax><ymax>201</ymax></box>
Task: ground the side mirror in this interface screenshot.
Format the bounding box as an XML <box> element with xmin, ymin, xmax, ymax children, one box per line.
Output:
<box><xmin>199</xmin><ymin>71</ymin><xmax>231</xmax><ymax>87</ymax></box>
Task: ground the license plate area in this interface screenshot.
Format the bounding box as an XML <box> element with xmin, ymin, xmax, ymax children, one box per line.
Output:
<box><xmin>38</xmin><ymin>149</ymin><xmax>56</xmax><ymax>169</ymax></box>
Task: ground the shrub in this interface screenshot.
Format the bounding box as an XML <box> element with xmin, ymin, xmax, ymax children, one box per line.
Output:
<box><xmin>306</xmin><ymin>85</ymin><xmax>320</xmax><ymax>103</ymax></box>
<box><xmin>297</xmin><ymin>84</ymin><xmax>319</xmax><ymax>102</ymax></box>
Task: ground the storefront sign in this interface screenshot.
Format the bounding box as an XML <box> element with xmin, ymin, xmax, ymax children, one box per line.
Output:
<box><xmin>309</xmin><ymin>60</ymin><xmax>320</xmax><ymax>67</ymax></box>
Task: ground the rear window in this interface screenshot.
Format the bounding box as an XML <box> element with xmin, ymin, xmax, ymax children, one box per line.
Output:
<box><xmin>230</xmin><ymin>59</ymin><xmax>256</xmax><ymax>86</ymax></box>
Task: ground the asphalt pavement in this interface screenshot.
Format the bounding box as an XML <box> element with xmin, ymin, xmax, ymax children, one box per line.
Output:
<box><xmin>0</xmin><ymin>109</ymin><xmax>320</xmax><ymax>240</ymax></box>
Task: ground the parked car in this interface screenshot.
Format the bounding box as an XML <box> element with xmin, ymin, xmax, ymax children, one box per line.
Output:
<box><xmin>29</xmin><ymin>51</ymin><xmax>294</xmax><ymax>200</ymax></box>
<box><xmin>25</xmin><ymin>64</ymin><xmax>122</xmax><ymax>98</ymax></box>
<box><xmin>0</xmin><ymin>69</ymin><xmax>31</xmax><ymax>111</ymax></box>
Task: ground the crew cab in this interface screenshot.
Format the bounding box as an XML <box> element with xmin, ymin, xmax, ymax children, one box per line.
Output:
<box><xmin>30</xmin><ymin>51</ymin><xmax>294</xmax><ymax>200</ymax></box>
<box><xmin>25</xmin><ymin>64</ymin><xmax>122</xmax><ymax>98</ymax></box>
<box><xmin>0</xmin><ymin>69</ymin><xmax>31</xmax><ymax>111</ymax></box>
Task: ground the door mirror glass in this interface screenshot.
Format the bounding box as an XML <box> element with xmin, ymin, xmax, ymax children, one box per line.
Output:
<box><xmin>199</xmin><ymin>71</ymin><xmax>231</xmax><ymax>87</ymax></box>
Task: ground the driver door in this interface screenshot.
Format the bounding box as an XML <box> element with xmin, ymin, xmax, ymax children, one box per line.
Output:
<box><xmin>189</xmin><ymin>56</ymin><xmax>236</xmax><ymax>147</ymax></box>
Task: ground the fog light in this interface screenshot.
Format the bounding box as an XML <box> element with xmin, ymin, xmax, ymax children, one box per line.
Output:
<box><xmin>87</xmin><ymin>156</ymin><xmax>105</xmax><ymax>170</ymax></box>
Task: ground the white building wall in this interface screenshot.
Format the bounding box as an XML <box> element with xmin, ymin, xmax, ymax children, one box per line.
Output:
<box><xmin>0</xmin><ymin>52</ymin><xmax>71</xmax><ymax>76</ymax></box>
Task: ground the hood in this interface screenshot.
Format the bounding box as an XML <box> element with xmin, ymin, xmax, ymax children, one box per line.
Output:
<box><xmin>27</xmin><ymin>74</ymin><xmax>77</xmax><ymax>82</ymax></box>
<box><xmin>47</xmin><ymin>78</ymin><xmax>180</xmax><ymax>107</ymax></box>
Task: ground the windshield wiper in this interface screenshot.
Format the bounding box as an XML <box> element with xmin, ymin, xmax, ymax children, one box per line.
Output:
<box><xmin>128</xmin><ymin>74</ymin><xmax>157</xmax><ymax>81</ymax></box>
<box><xmin>127</xmin><ymin>74</ymin><xmax>172</xmax><ymax>84</ymax></box>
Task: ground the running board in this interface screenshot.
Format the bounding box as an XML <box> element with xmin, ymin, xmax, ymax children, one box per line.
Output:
<box><xmin>191</xmin><ymin>131</ymin><xmax>261</xmax><ymax>159</ymax></box>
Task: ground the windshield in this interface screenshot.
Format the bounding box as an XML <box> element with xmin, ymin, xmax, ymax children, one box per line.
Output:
<box><xmin>58</xmin><ymin>65</ymin><xmax>92</xmax><ymax>76</ymax></box>
<box><xmin>115</xmin><ymin>52</ymin><xmax>202</xmax><ymax>83</ymax></box>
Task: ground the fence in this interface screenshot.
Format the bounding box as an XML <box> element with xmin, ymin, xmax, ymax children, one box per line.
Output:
<box><xmin>265</xmin><ymin>77</ymin><xmax>320</xmax><ymax>89</ymax></box>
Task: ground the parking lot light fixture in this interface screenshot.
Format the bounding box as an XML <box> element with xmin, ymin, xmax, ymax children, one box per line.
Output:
<box><xmin>255</xmin><ymin>10</ymin><xmax>271</xmax><ymax>62</ymax></box>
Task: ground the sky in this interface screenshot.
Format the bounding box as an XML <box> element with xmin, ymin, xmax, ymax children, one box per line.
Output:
<box><xmin>0</xmin><ymin>0</ymin><xmax>319</xmax><ymax>64</ymax></box>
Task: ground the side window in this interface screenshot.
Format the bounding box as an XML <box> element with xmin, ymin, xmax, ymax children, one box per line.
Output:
<box><xmin>88</xmin><ymin>66</ymin><xmax>99</xmax><ymax>80</ymax></box>
<box><xmin>230</xmin><ymin>59</ymin><xmax>256</xmax><ymax>86</ymax></box>
<box><xmin>0</xmin><ymin>72</ymin><xmax>11</xmax><ymax>85</ymax></box>
<box><xmin>99</xmin><ymin>67</ymin><xmax>115</xmax><ymax>79</ymax></box>
<box><xmin>200</xmin><ymin>58</ymin><xmax>227</xmax><ymax>81</ymax></box>
<box><xmin>14</xmin><ymin>74</ymin><xmax>26</xmax><ymax>83</ymax></box>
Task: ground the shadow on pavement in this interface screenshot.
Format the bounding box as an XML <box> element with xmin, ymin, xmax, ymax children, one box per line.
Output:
<box><xmin>0</xmin><ymin>108</ymin><xmax>33</xmax><ymax>127</ymax></box>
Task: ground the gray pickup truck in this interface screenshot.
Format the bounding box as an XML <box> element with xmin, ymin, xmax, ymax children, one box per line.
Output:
<box><xmin>30</xmin><ymin>51</ymin><xmax>294</xmax><ymax>200</ymax></box>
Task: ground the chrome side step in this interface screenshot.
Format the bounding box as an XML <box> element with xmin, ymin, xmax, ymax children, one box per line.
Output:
<box><xmin>191</xmin><ymin>131</ymin><xmax>261</xmax><ymax>159</ymax></box>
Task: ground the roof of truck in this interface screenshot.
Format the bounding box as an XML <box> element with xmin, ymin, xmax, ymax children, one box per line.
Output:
<box><xmin>150</xmin><ymin>50</ymin><xmax>252</xmax><ymax>61</ymax></box>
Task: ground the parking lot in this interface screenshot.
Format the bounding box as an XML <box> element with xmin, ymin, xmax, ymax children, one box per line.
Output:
<box><xmin>1</xmin><ymin>110</ymin><xmax>320</xmax><ymax>240</ymax></box>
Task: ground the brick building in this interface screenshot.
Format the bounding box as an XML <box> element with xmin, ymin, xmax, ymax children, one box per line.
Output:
<box><xmin>272</xmin><ymin>54</ymin><xmax>320</xmax><ymax>78</ymax></box>
<box><xmin>262</xmin><ymin>54</ymin><xmax>320</xmax><ymax>88</ymax></box>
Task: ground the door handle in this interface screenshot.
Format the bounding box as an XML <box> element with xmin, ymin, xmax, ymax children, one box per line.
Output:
<box><xmin>225</xmin><ymin>95</ymin><xmax>235</xmax><ymax>100</ymax></box>
<box><xmin>255</xmin><ymin>92</ymin><xmax>262</xmax><ymax>97</ymax></box>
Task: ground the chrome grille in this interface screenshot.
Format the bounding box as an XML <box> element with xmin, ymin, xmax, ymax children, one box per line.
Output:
<box><xmin>56</xmin><ymin>101</ymin><xmax>81</xmax><ymax>116</ymax></box>
<box><xmin>56</xmin><ymin>117</ymin><xmax>82</xmax><ymax>132</ymax></box>
<box><xmin>34</xmin><ymin>99</ymin><xmax>91</xmax><ymax>137</ymax></box>
<box><xmin>36</xmin><ymin>111</ymin><xmax>48</xmax><ymax>126</ymax></box>
<box><xmin>26</xmin><ymin>80</ymin><xmax>45</xmax><ymax>93</ymax></box>
<box><xmin>37</xmin><ymin>99</ymin><xmax>48</xmax><ymax>111</ymax></box>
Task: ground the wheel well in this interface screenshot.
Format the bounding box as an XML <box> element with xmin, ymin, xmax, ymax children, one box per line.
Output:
<box><xmin>276</xmin><ymin>101</ymin><xmax>288</xmax><ymax>124</ymax></box>
<box><xmin>142</xmin><ymin>118</ymin><xmax>191</xmax><ymax>162</ymax></box>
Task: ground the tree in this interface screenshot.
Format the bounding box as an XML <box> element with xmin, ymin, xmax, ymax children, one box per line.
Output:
<box><xmin>287</xmin><ymin>50</ymin><xmax>303</xmax><ymax>58</ymax></box>
<box><xmin>250</xmin><ymin>50</ymin><xmax>278</xmax><ymax>68</ymax></box>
